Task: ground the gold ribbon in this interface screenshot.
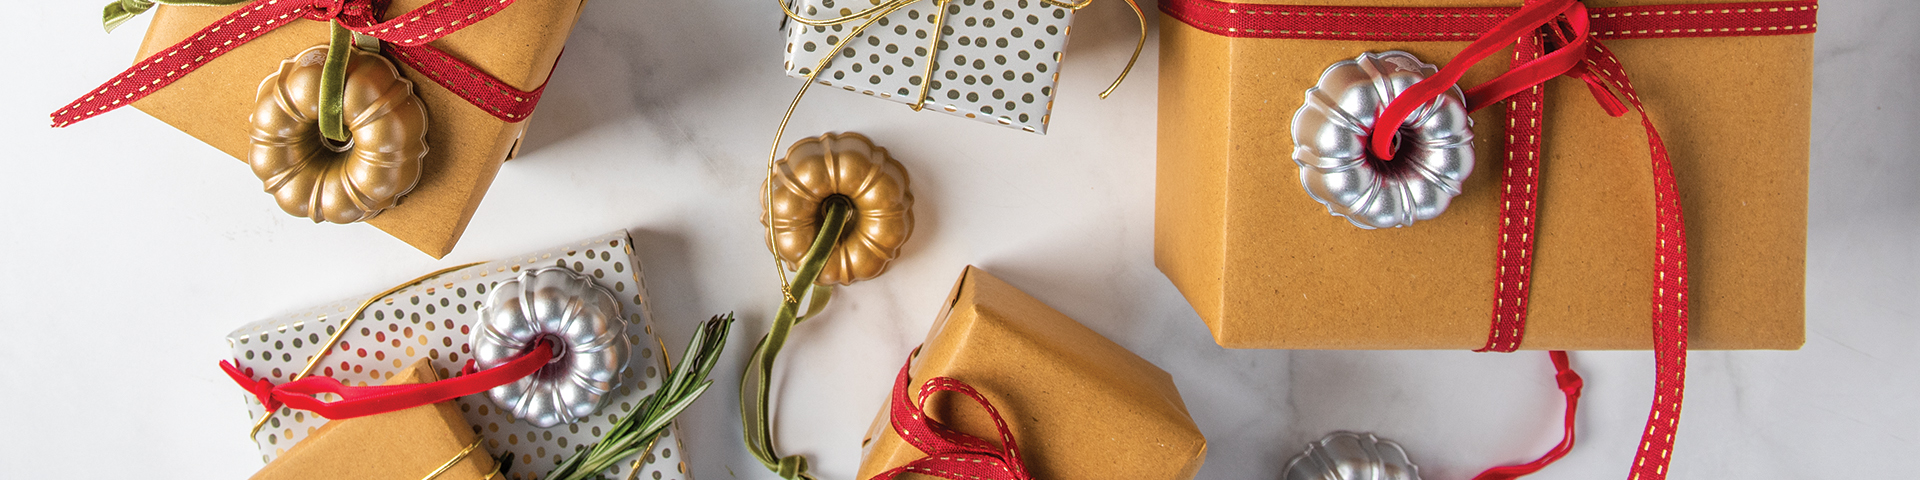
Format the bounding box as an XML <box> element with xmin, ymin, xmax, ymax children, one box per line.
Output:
<box><xmin>763</xmin><ymin>0</ymin><xmax>1144</xmax><ymax>298</ymax></box>
<box><xmin>420</xmin><ymin>437</ymin><xmax>503</xmax><ymax>480</ymax></box>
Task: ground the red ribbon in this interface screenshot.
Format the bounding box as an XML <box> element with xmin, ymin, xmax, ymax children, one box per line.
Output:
<box><xmin>1472</xmin><ymin>351</ymin><xmax>1583</xmax><ymax>480</ymax></box>
<box><xmin>52</xmin><ymin>0</ymin><xmax>548</xmax><ymax>127</ymax></box>
<box><xmin>220</xmin><ymin>338</ymin><xmax>552</xmax><ymax>420</ymax></box>
<box><xmin>1157</xmin><ymin>1</ymin><xmax>1817</xmax><ymax>478</ymax></box>
<box><xmin>868</xmin><ymin>352</ymin><xmax>1034</xmax><ymax>480</ymax></box>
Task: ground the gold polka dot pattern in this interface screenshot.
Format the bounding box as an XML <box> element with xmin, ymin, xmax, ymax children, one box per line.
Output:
<box><xmin>783</xmin><ymin>0</ymin><xmax>1074</xmax><ymax>133</ymax></box>
<box><xmin>223</xmin><ymin>231</ymin><xmax>689</xmax><ymax>480</ymax></box>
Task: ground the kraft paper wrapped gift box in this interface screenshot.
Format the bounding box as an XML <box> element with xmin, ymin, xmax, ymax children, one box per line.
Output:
<box><xmin>127</xmin><ymin>0</ymin><xmax>589</xmax><ymax>258</ymax></box>
<box><xmin>1153</xmin><ymin>0</ymin><xmax>1812</xmax><ymax>350</ymax></box>
<box><xmin>856</xmin><ymin>266</ymin><xmax>1208</xmax><ymax>480</ymax></box>
<box><xmin>251</xmin><ymin>360</ymin><xmax>499</xmax><ymax>480</ymax></box>
<box><xmin>226</xmin><ymin>230</ymin><xmax>690</xmax><ymax>480</ymax></box>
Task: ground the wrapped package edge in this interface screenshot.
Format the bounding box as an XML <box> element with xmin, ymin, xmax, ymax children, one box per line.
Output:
<box><xmin>782</xmin><ymin>0</ymin><xmax>1077</xmax><ymax>133</ymax></box>
<box><xmin>225</xmin><ymin>229</ymin><xmax>692</xmax><ymax>480</ymax></box>
<box><xmin>1152</xmin><ymin>2</ymin><xmax>1810</xmax><ymax>351</ymax></box>
<box><xmin>250</xmin><ymin>359</ymin><xmax>497</xmax><ymax>480</ymax></box>
<box><xmin>130</xmin><ymin>0</ymin><xmax>592</xmax><ymax>258</ymax></box>
<box><xmin>855</xmin><ymin>266</ymin><xmax>1208</xmax><ymax>480</ymax></box>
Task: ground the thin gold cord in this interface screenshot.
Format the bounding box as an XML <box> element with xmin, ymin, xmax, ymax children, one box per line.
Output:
<box><xmin>420</xmin><ymin>437</ymin><xmax>495</xmax><ymax>480</ymax></box>
<box><xmin>909</xmin><ymin>0</ymin><xmax>952</xmax><ymax>111</ymax></box>
<box><xmin>248</xmin><ymin>262</ymin><xmax>487</xmax><ymax>439</ymax></box>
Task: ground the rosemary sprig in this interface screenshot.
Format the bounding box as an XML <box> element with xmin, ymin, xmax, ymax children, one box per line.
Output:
<box><xmin>543</xmin><ymin>313</ymin><xmax>736</xmax><ymax>480</ymax></box>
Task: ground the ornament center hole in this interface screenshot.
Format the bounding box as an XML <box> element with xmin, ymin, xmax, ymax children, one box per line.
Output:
<box><xmin>319</xmin><ymin>133</ymin><xmax>356</xmax><ymax>153</ymax></box>
<box><xmin>539</xmin><ymin>334</ymin><xmax>568</xmax><ymax>365</ymax></box>
<box><xmin>1365</xmin><ymin>127</ymin><xmax>1423</xmax><ymax>178</ymax></box>
<box><xmin>817</xmin><ymin>194</ymin><xmax>855</xmax><ymax>225</ymax></box>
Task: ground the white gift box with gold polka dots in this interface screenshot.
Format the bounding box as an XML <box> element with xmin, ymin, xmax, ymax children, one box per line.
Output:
<box><xmin>224</xmin><ymin>230</ymin><xmax>692</xmax><ymax>480</ymax></box>
<box><xmin>784</xmin><ymin>0</ymin><xmax>1076</xmax><ymax>133</ymax></box>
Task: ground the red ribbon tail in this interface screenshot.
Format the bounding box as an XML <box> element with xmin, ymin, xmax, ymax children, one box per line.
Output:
<box><xmin>1472</xmin><ymin>351</ymin><xmax>1584</xmax><ymax>480</ymax></box>
<box><xmin>222</xmin><ymin>339</ymin><xmax>553</xmax><ymax>420</ymax></box>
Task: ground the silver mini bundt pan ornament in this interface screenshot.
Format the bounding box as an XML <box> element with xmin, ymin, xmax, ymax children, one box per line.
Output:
<box><xmin>1284</xmin><ymin>431</ymin><xmax>1423</xmax><ymax>480</ymax></box>
<box><xmin>1291</xmin><ymin>51</ymin><xmax>1475</xmax><ymax>229</ymax></box>
<box><xmin>470</xmin><ymin>266</ymin><xmax>631</xmax><ymax>427</ymax></box>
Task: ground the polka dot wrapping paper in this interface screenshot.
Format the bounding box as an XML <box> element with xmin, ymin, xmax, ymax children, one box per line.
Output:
<box><xmin>223</xmin><ymin>230</ymin><xmax>692</xmax><ymax>480</ymax></box>
<box><xmin>783</xmin><ymin>0</ymin><xmax>1077</xmax><ymax>133</ymax></box>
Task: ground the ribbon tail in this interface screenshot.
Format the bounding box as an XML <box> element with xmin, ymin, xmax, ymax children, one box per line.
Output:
<box><xmin>225</xmin><ymin>339</ymin><xmax>553</xmax><ymax>421</ymax></box>
<box><xmin>1471</xmin><ymin>351</ymin><xmax>1583</xmax><ymax>480</ymax></box>
<box><xmin>53</xmin><ymin>0</ymin><xmax>310</xmax><ymax>127</ymax></box>
<box><xmin>1096</xmin><ymin>0</ymin><xmax>1147</xmax><ymax>99</ymax></box>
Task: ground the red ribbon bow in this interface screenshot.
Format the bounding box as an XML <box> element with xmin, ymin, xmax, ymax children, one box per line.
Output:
<box><xmin>869</xmin><ymin>352</ymin><xmax>1034</xmax><ymax>480</ymax></box>
<box><xmin>53</xmin><ymin>0</ymin><xmax>547</xmax><ymax>127</ymax></box>
<box><xmin>220</xmin><ymin>338</ymin><xmax>552</xmax><ymax>420</ymax></box>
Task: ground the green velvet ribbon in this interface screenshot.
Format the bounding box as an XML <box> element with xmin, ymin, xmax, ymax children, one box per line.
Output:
<box><xmin>740</xmin><ymin>197</ymin><xmax>852</xmax><ymax>480</ymax></box>
<box><xmin>101</xmin><ymin>0</ymin><xmax>252</xmax><ymax>33</ymax></box>
<box><xmin>99</xmin><ymin>0</ymin><xmax>359</xmax><ymax>143</ymax></box>
<box><xmin>318</xmin><ymin>21</ymin><xmax>354</xmax><ymax>143</ymax></box>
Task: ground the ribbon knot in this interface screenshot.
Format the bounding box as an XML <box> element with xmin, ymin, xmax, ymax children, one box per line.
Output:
<box><xmin>303</xmin><ymin>0</ymin><xmax>349</xmax><ymax>21</ymax></box>
<box><xmin>870</xmin><ymin>352</ymin><xmax>1034</xmax><ymax>480</ymax></box>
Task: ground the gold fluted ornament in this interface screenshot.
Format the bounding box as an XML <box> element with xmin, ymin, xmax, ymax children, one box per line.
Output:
<box><xmin>762</xmin><ymin>132</ymin><xmax>915</xmax><ymax>286</ymax></box>
<box><xmin>248</xmin><ymin>45</ymin><xmax>428</xmax><ymax>224</ymax></box>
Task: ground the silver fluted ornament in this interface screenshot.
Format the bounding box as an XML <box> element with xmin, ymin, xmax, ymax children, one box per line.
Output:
<box><xmin>1291</xmin><ymin>51</ymin><xmax>1475</xmax><ymax>229</ymax></box>
<box><xmin>1283</xmin><ymin>432</ymin><xmax>1423</xmax><ymax>480</ymax></box>
<box><xmin>470</xmin><ymin>266</ymin><xmax>631</xmax><ymax>428</ymax></box>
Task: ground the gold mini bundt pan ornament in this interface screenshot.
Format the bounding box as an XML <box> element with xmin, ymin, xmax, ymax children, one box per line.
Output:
<box><xmin>762</xmin><ymin>132</ymin><xmax>914</xmax><ymax>286</ymax></box>
<box><xmin>249</xmin><ymin>45</ymin><xmax>429</xmax><ymax>224</ymax></box>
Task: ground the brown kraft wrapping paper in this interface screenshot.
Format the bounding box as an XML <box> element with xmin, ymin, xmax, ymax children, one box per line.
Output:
<box><xmin>130</xmin><ymin>0</ymin><xmax>588</xmax><ymax>258</ymax></box>
<box><xmin>856</xmin><ymin>266</ymin><xmax>1208</xmax><ymax>480</ymax></box>
<box><xmin>250</xmin><ymin>359</ymin><xmax>497</xmax><ymax>480</ymax></box>
<box><xmin>1153</xmin><ymin>0</ymin><xmax>1810</xmax><ymax>350</ymax></box>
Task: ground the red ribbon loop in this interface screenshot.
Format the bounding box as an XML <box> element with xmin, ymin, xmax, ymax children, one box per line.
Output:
<box><xmin>1368</xmin><ymin>0</ymin><xmax>1589</xmax><ymax>161</ymax></box>
<box><xmin>869</xmin><ymin>352</ymin><xmax>1034</xmax><ymax>480</ymax></box>
<box><xmin>52</xmin><ymin>0</ymin><xmax>545</xmax><ymax>127</ymax></box>
<box><xmin>221</xmin><ymin>338</ymin><xmax>553</xmax><ymax>420</ymax></box>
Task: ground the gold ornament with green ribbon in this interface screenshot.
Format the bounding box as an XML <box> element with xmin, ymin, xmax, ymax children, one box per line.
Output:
<box><xmin>745</xmin><ymin>132</ymin><xmax>915</xmax><ymax>480</ymax></box>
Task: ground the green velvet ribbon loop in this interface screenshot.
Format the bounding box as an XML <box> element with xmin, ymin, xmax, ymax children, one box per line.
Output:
<box><xmin>318</xmin><ymin>21</ymin><xmax>354</xmax><ymax>143</ymax></box>
<box><xmin>100</xmin><ymin>0</ymin><xmax>252</xmax><ymax>33</ymax></box>
<box><xmin>741</xmin><ymin>197</ymin><xmax>852</xmax><ymax>480</ymax></box>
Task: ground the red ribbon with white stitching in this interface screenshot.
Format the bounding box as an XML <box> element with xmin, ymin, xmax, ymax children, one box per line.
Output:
<box><xmin>868</xmin><ymin>351</ymin><xmax>1034</xmax><ymax>480</ymax></box>
<box><xmin>1159</xmin><ymin>1</ymin><xmax>1817</xmax><ymax>479</ymax></box>
<box><xmin>52</xmin><ymin>0</ymin><xmax>547</xmax><ymax>127</ymax></box>
<box><xmin>219</xmin><ymin>338</ymin><xmax>553</xmax><ymax>420</ymax></box>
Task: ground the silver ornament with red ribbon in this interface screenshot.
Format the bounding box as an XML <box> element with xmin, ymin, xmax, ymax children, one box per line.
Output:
<box><xmin>1283</xmin><ymin>431</ymin><xmax>1423</xmax><ymax>480</ymax></box>
<box><xmin>470</xmin><ymin>266</ymin><xmax>632</xmax><ymax>427</ymax></box>
<box><xmin>1291</xmin><ymin>51</ymin><xmax>1475</xmax><ymax>229</ymax></box>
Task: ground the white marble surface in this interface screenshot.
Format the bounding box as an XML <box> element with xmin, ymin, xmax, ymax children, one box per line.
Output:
<box><xmin>1</xmin><ymin>1</ymin><xmax>1914</xmax><ymax>478</ymax></box>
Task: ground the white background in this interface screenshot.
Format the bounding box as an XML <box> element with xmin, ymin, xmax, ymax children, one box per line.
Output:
<box><xmin>1</xmin><ymin>0</ymin><xmax>1914</xmax><ymax>478</ymax></box>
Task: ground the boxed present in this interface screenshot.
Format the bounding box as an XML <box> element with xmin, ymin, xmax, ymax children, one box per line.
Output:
<box><xmin>106</xmin><ymin>0</ymin><xmax>589</xmax><ymax>258</ymax></box>
<box><xmin>251</xmin><ymin>360</ymin><xmax>499</xmax><ymax>480</ymax></box>
<box><xmin>855</xmin><ymin>266</ymin><xmax>1208</xmax><ymax>480</ymax></box>
<box><xmin>1152</xmin><ymin>0</ymin><xmax>1814</xmax><ymax>350</ymax></box>
<box><xmin>225</xmin><ymin>230</ymin><xmax>690</xmax><ymax>480</ymax></box>
<box><xmin>783</xmin><ymin>0</ymin><xmax>1079</xmax><ymax>133</ymax></box>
